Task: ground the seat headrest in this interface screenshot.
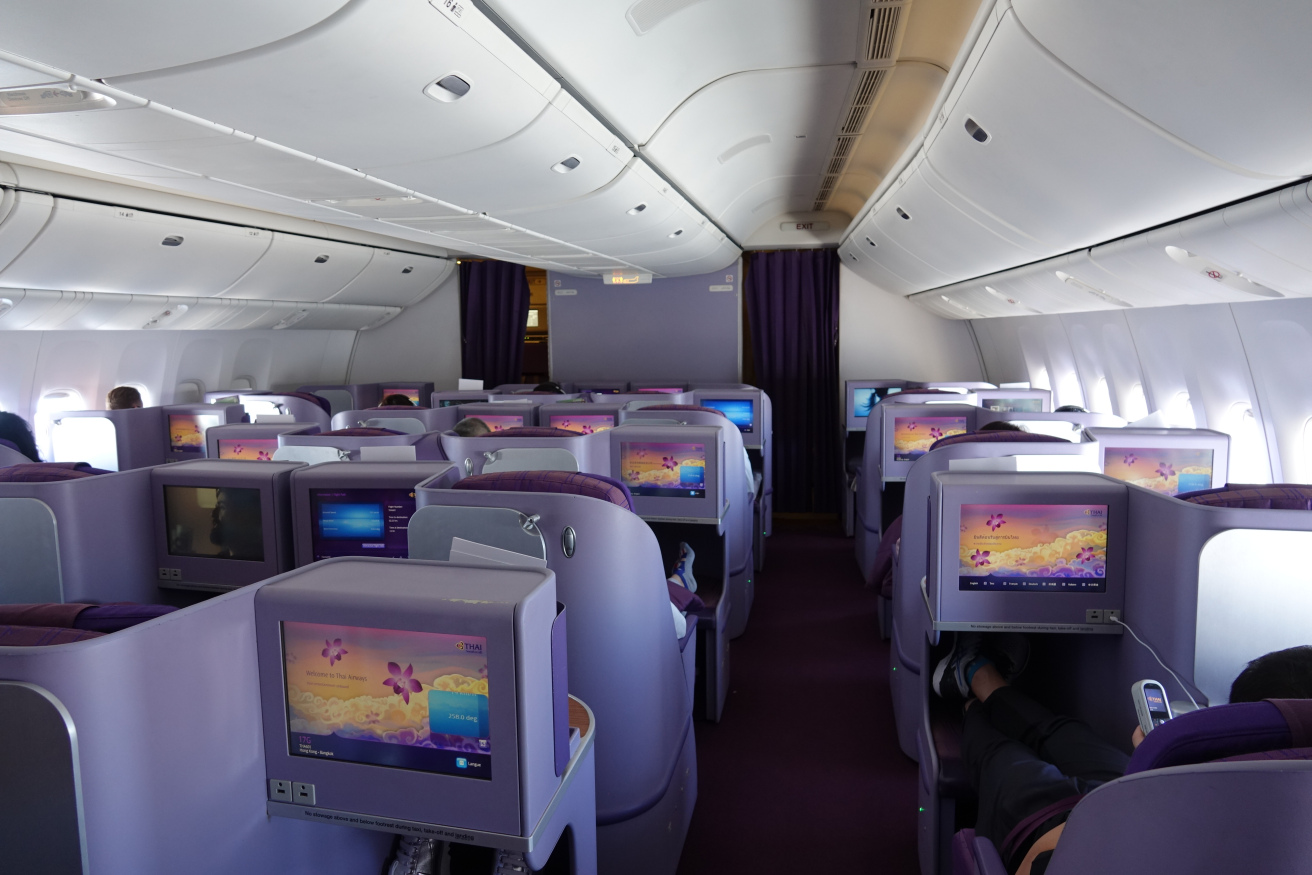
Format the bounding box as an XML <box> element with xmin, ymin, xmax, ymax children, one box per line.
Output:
<box><xmin>0</xmin><ymin>463</ymin><xmax>105</xmax><ymax>482</ymax></box>
<box><xmin>453</xmin><ymin>471</ymin><xmax>634</xmax><ymax>511</ymax></box>
<box><xmin>636</xmin><ymin>404</ymin><xmax>728</xmax><ymax>418</ymax></box>
<box><xmin>484</xmin><ymin>426</ymin><xmax>578</xmax><ymax>438</ymax></box>
<box><xmin>930</xmin><ymin>431</ymin><xmax>1071</xmax><ymax>451</ymax></box>
<box><xmin>320</xmin><ymin>427</ymin><xmax>405</xmax><ymax>437</ymax></box>
<box><xmin>247</xmin><ymin>391</ymin><xmax>332</xmax><ymax>415</ymax></box>
<box><xmin>1124</xmin><ymin>699</ymin><xmax>1312</xmax><ymax>775</ymax></box>
<box><xmin>1177</xmin><ymin>484</ymin><xmax>1312</xmax><ymax>510</ymax></box>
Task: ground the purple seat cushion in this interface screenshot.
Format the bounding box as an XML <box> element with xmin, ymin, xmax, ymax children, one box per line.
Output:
<box><xmin>667</xmin><ymin>580</ymin><xmax>706</xmax><ymax>612</ymax></box>
<box><xmin>453</xmin><ymin>470</ymin><xmax>634</xmax><ymax>511</ymax></box>
<box><xmin>321</xmin><ymin>427</ymin><xmax>405</xmax><ymax>437</ymax></box>
<box><xmin>1216</xmin><ymin>746</ymin><xmax>1312</xmax><ymax>762</ymax></box>
<box><xmin>872</xmin><ymin>515</ymin><xmax>903</xmax><ymax>596</ymax></box>
<box><xmin>0</xmin><ymin>463</ymin><xmax>103</xmax><ymax>482</ymax></box>
<box><xmin>0</xmin><ymin>603</ymin><xmax>89</xmax><ymax>627</ymax></box>
<box><xmin>248</xmin><ymin>391</ymin><xmax>332</xmax><ymax>415</ymax></box>
<box><xmin>0</xmin><ymin>625</ymin><xmax>104</xmax><ymax>645</ymax></box>
<box><xmin>930</xmin><ymin>431</ymin><xmax>1071</xmax><ymax>451</ymax></box>
<box><xmin>487</xmin><ymin>426</ymin><xmax>579</xmax><ymax>438</ymax></box>
<box><xmin>74</xmin><ymin>604</ymin><xmax>179</xmax><ymax>632</ymax></box>
<box><xmin>1178</xmin><ymin>484</ymin><xmax>1312</xmax><ymax>510</ymax></box>
<box><xmin>1124</xmin><ymin>699</ymin><xmax>1312</xmax><ymax>774</ymax></box>
<box><xmin>636</xmin><ymin>404</ymin><xmax>727</xmax><ymax>418</ymax></box>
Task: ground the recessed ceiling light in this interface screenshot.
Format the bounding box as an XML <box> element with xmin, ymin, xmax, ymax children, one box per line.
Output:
<box><xmin>314</xmin><ymin>254</ymin><xmax>330</xmax><ymax>264</ymax></box>
<box><xmin>895</xmin><ymin>207</ymin><xmax>911</xmax><ymax>220</ymax></box>
<box><xmin>865</xmin><ymin>236</ymin><xmax>877</xmax><ymax>247</ymax></box>
<box><xmin>313</xmin><ymin>195</ymin><xmax>422</xmax><ymax>207</ymax></box>
<box><xmin>964</xmin><ymin>118</ymin><xmax>990</xmax><ymax>143</ymax></box>
<box><xmin>424</xmin><ymin>74</ymin><xmax>471</xmax><ymax>103</ymax></box>
<box><xmin>668</xmin><ymin>228</ymin><xmax>684</xmax><ymax>238</ymax></box>
<box><xmin>551</xmin><ymin>156</ymin><xmax>581</xmax><ymax>174</ymax></box>
<box><xmin>0</xmin><ymin>85</ymin><xmax>115</xmax><ymax>116</ymax></box>
<box><xmin>161</xmin><ymin>235</ymin><xmax>184</xmax><ymax>247</ymax></box>
<box><xmin>401</xmin><ymin>266</ymin><xmax>414</xmax><ymax>274</ymax></box>
<box><xmin>273</xmin><ymin>309</ymin><xmax>311</xmax><ymax>330</ymax></box>
<box><xmin>628</xmin><ymin>203</ymin><xmax>647</xmax><ymax>215</ymax></box>
<box><xmin>939</xmin><ymin>295</ymin><xmax>982</xmax><ymax>318</ymax></box>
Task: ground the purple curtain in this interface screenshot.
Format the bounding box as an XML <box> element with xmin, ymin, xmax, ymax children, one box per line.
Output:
<box><xmin>745</xmin><ymin>250</ymin><xmax>842</xmax><ymax>514</ymax></box>
<box><xmin>460</xmin><ymin>260</ymin><xmax>531</xmax><ymax>388</ymax></box>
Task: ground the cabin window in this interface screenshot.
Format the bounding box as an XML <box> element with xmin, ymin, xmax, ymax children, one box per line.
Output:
<box><xmin>1089</xmin><ymin>377</ymin><xmax>1113</xmax><ymax>415</ymax></box>
<box><xmin>1031</xmin><ymin>367</ymin><xmax>1050</xmax><ymax>391</ymax></box>
<box><xmin>1057</xmin><ymin>371</ymin><xmax>1084</xmax><ymax>409</ymax></box>
<box><xmin>232</xmin><ymin>376</ymin><xmax>255</xmax><ymax>391</ymax></box>
<box><xmin>175</xmin><ymin>380</ymin><xmax>204</xmax><ymax>404</ymax></box>
<box><xmin>35</xmin><ymin>390</ymin><xmax>86</xmax><ymax>460</ymax></box>
<box><xmin>1124</xmin><ymin>383</ymin><xmax>1149</xmax><ymax>421</ymax></box>
<box><xmin>1301</xmin><ymin>418</ymin><xmax>1312</xmax><ymax>483</ymax></box>
<box><xmin>1225</xmin><ymin>403</ymin><xmax>1269</xmax><ymax>484</ymax></box>
<box><xmin>1167</xmin><ymin>391</ymin><xmax>1197</xmax><ymax>428</ymax></box>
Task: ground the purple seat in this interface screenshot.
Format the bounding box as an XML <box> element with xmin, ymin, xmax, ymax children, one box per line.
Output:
<box><xmin>1126</xmin><ymin>698</ymin><xmax>1312</xmax><ymax>774</ymax></box>
<box><xmin>635</xmin><ymin>404</ymin><xmax>729</xmax><ymax>418</ymax></box>
<box><xmin>0</xmin><ymin>624</ymin><xmax>104</xmax><ymax>645</ymax></box>
<box><xmin>0</xmin><ymin>463</ymin><xmax>106</xmax><ymax>482</ymax></box>
<box><xmin>319</xmin><ymin>426</ymin><xmax>405</xmax><ymax>437</ymax></box>
<box><xmin>454</xmin><ymin>470</ymin><xmax>634</xmax><ymax>511</ymax></box>
<box><xmin>930</xmin><ymin>431</ymin><xmax>1070</xmax><ymax>450</ymax></box>
<box><xmin>489</xmin><ymin>426</ymin><xmax>579</xmax><ymax>438</ymax></box>
<box><xmin>0</xmin><ymin>602</ymin><xmax>178</xmax><ymax>633</ymax></box>
<box><xmin>1178</xmin><ymin>483</ymin><xmax>1312</xmax><ymax>509</ymax></box>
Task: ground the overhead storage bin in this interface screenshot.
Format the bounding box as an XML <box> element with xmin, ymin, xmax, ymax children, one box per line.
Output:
<box><xmin>924</xmin><ymin>10</ymin><xmax>1275</xmax><ymax>255</ymax></box>
<box><xmin>1220</xmin><ymin>183</ymin><xmax>1312</xmax><ymax>279</ymax></box>
<box><xmin>1171</xmin><ymin>211</ymin><xmax>1312</xmax><ymax>299</ymax></box>
<box><xmin>0</xmin><ymin>197</ymin><xmax>271</xmax><ymax>296</ymax></box>
<box><xmin>1012</xmin><ymin>0</ymin><xmax>1312</xmax><ymax>178</ymax></box>
<box><xmin>327</xmin><ymin>249</ymin><xmax>452</xmax><ymax>307</ymax></box>
<box><xmin>1090</xmin><ymin>229</ymin><xmax>1279</xmax><ymax>309</ymax></box>
<box><xmin>0</xmin><ymin>189</ymin><xmax>54</xmax><ymax>278</ymax></box>
<box><xmin>218</xmin><ymin>232</ymin><xmax>370</xmax><ymax>302</ymax></box>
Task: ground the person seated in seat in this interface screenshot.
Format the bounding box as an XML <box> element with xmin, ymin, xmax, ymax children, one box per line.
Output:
<box><xmin>1053</xmin><ymin>405</ymin><xmax>1088</xmax><ymax>414</ymax></box>
<box><xmin>380</xmin><ymin>393</ymin><xmax>415</xmax><ymax>407</ymax></box>
<box><xmin>935</xmin><ymin>636</ymin><xmax>1312</xmax><ymax>875</ymax></box>
<box><xmin>0</xmin><ymin>412</ymin><xmax>41</xmax><ymax>461</ymax></box>
<box><xmin>534</xmin><ymin>380</ymin><xmax>566</xmax><ymax>394</ymax></box>
<box><xmin>452</xmin><ymin>417</ymin><xmax>491</xmax><ymax>437</ymax></box>
<box><xmin>978</xmin><ymin>420</ymin><xmax>1027</xmax><ymax>433</ymax></box>
<box><xmin>106</xmin><ymin>386</ymin><xmax>143</xmax><ymax>410</ymax></box>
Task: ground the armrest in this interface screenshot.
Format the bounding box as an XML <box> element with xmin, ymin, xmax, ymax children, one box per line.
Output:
<box><xmin>972</xmin><ymin>835</ymin><xmax>1008</xmax><ymax>875</ymax></box>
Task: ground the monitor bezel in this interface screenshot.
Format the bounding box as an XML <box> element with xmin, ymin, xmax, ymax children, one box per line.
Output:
<box><xmin>930</xmin><ymin>472</ymin><xmax>1129</xmax><ymax>633</ymax></box>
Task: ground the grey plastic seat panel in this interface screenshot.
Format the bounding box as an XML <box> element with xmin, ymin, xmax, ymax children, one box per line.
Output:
<box><xmin>0</xmin><ymin>497</ymin><xmax>63</xmax><ymax>604</ymax></box>
<box><xmin>481</xmin><ymin>447</ymin><xmax>580</xmax><ymax>473</ymax></box>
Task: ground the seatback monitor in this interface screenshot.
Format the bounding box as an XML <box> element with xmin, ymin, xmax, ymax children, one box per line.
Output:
<box><xmin>893</xmin><ymin>416</ymin><xmax>969</xmax><ymax>461</ymax></box>
<box><xmin>1102</xmin><ymin>447</ymin><xmax>1214</xmax><ymax>496</ymax></box>
<box><xmin>169</xmin><ymin>413</ymin><xmax>223</xmax><ymax>456</ymax></box>
<box><xmin>471</xmin><ymin>414</ymin><xmax>524</xmax><ymax>432</ymax></box>
<box><xmin>547</xmin><ymin>414</ymin><xmax>614</xmax><ymax>434</ymax></box>
<box><xmin>699</xmin><ymin>398</ymin><xmax>753</xmax><ymax>433</ymax></box>
<box><xmin>958</xmin><ymin>503</ymin><xmax>1108</xmax><ymax>592</ymax></box>
<box><xmin>620</xmin><ymin>441</ymin><xmax>707</xmax><ymax>497</ymax></box>
<box><xmin>309</xmin><ymin>488</ymin><xmax>417</xmax><ymax>560</ymax></box>
<box><xmin>164</xmin><ymin>485</ymin><xmax>265</xmax><ymax>561</ymax></box>
<box><xmin>380</xmin><ymin>388</ymin><xmax>421</xmax><ymax>405</ymax></box>
<box><xmin>845</xmin><ymin>379</ymin><xmax>910</xmax><ymax>432</ymax></box>
<box><xmin>218</xmin><ymin>438</ymin><xmax>280</xmax><ymax>460</ymax></box>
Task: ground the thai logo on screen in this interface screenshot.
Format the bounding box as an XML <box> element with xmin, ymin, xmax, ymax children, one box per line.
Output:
<box><xmin>456</xmin><ymin>640</ymin><xmax>483</xmax><ymax>655</ymax></box>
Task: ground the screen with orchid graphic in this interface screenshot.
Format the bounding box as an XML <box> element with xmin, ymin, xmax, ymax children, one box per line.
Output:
<box><xmin>468</xmin><ymin>414</ymin><xmax>524</xmax><ymax>432</ymax></box>
<box><xmin>620</xmin><ymin>441</ymin><xmax>707</xmax><ymax>497</ymax></box>
<box><xmin>1101</xmin><ymin>447</ymin><xmax>1213</xmax><ymax>496</ymax></box>
<box><xmin>282</xmin><ymin>622</ymin><xmax>491</xmax><ymax>779</ymax></box>
<box><xmin>958</xmin><ymin>504</ymin><xmax>1108</xmax><ymax>592</ymax></box>
<box><xmin>547</xmin><ymin>414</ymin><xmax>614</xmax><ymax>434</ymax></box>
<box><xmin>217</xmin><ymin>438</ymin><xmax>279</xmax><ymax>461</ymax></box>
<box><xmin>892</xmin><ymin>416</ymin><xmax>968</xmax><ymax>461</ymax></box>
<box><xmin>168</xmin><ymin>413</ymin><xmax>222</xmax><ymax>454</ymax></box>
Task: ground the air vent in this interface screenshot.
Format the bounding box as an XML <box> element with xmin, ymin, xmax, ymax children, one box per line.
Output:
<box><xmin>814</xmin><ymin>63</ymin><xmax>895</xmax><ymax>210</ymax></box>
<box><xmin>0</xmin><ymin>85</ymin><xmax>115</xmax><ymax>116</ymax></box>
<box><xmin>273</xmin><ymin>309</ymin><xmax>311</xmax><ymax>330</ymax></box>
<box><xmin>161</xmin><ymin>235</ymin><xmax>184</xmax><ymax>247</ymax></box>
<box><xmin>668</xmin><ymin>228</ymin><xmax>684</xmax><ymax>238</ymax></box>
<box><xmin>964</xmin><ymin>118</ymin><xmax>989</xmax><ymax>143</ymax></box>
<box><xmin>626</xmin><ymin>0</ymin><xmax>706</xmax><ymax>35</ymax></box>
<box><xmin>424</xmin><ymin>74</ymin><xmax>471</xmax><ymax>103</ymax></box>
<box><xmin>627</xmin><ymin>203</ymin><xmax>647</xmax><ymax>215</ymax></box>
<box><xmin>551</xmin><ymin>156</ymin><xmax>581</xmax><ymax>174</ymax></box>
<box><xmin>142</xmin><ymin>304</ymin><xmax>189</xmax><ymax>329</ymax></box>
<box><xmin>313</xmin><ymin>254</ymin><xmax>330</xmax><ymax>264</ymax></box>
<box><xmin>1055</xmin><ymin>271</ymin><xmax>1133</xmax><ymax>308</ymax></box>
<box><xmin>401</xmin><ymin>266</ymin><xmax>414</xmax><ymax>274</ymax></box>
<box><xmin>841</xmin><ymin>69</ymin><xmax>887</xmax><ymax>136</ymax></box>
<box><xmin>864</xmin><ymin>4</ymin><xmax>903</xmax><ymax>60</ymax></box>
<box><xmin>895</xmin><ymin>206</ymin><xmax>911</xmax><ymax>220</ymax></box>
<box><xmin>717</xmin><ymin>134</ymin><xmax>772</xmax><ymax>165</ymax></box>
<box><xmin>865</xmin><ymin>236</ymin><xmax>877</xmax><ymax>247</ymax></box>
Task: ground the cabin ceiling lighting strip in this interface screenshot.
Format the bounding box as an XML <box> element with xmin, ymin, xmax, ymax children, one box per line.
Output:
<box><xmin>0</xmin><ymin>84</ymin><xmax>115</xmax><ymax>116</ymax></box>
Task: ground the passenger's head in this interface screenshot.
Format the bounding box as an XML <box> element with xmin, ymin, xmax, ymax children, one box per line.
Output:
<box><xmin>453</xmin><ymin>417</ymin><xmax>491</xmax><ymax>437</ymax></box>
<box><xmin>0</xmin><ymin>412</ymin><xmax>40</xmax><ymax>462</ymax></box>
<box><xmin>106</xmin><ymin>386</ymin><xmax>143</xmax><ymax>410</ymax></box>
<box><xmin>979</xmin><ymin>420</ymin><xmax>1026</xmax><ymax>433</ymax></box>
<box><xmin>380</xmin><ymin>393</ymin><xmax>415</xmax><ymax>407</ymax></box>
<box><xmin>534</xmin><ymin>381</ymin><xmax>565</xmax><ymax>394</ymax></box>
<box><xmin>1229</xmin><ymin>646</ymin><xmax>1312</xmax><ymax>702</ymax></box>
<box><xmin>1054</xmin><ymin>405</ymin><xmax>1088</xmax><ymax>414</ymax></box>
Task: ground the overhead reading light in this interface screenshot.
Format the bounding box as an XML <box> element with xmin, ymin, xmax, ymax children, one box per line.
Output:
<box><xmin>964</xmin><ymin>118</ymin><xmax>990</xmax><ymax>143</ymax></box>
<box><xmin>1163</xmin><ymin>245</ymin><xmax>1283</xmax><ymax>298</ymax></box>
<box><xmin>1054</xmin><ymin>270</ymin><xmax>1133</xmax><ymax>307</ymax></box>
<box><xmin>551</xmin><ymin>156</ymin><xmax>581</xmax><ymax>174</ymax></box>
<box><xmin>161</xmin><ymin>235</ymin><xmax>184</xmax><ymax>247</ymax></box>
<box><xmin>984</xmin><ymin>285</ymin><xmax>1041</xmax><ymax>314</ymax></box>
<box><xmin>0</xmin><ymin>85</ymin><xmax>115</xmax><ymax>116</ymax></box>
<box><xmin>865</xmin><ymin>236</ymin><xmax>877</xmax><ymax>247</ymax></box>
<box><xmin>602</xmin><ymin>270</ymin><xmax>653</xmax><ymax>285</ymax></box>
<box><xmin>668</xmin><ymin>228</ymin><xmax>684</xmax><ymax>238</ymax></box>
<box><xmin>627</xmin><ymin>203</ymin><xmax>647</xmax><ymax>215</ymax></box>
<box><xmin>313</xmin><ymin>254</ymin><xmax>330</xmax><ymax>264</ymax></box>
<box><xmin>313</xmin><ymin>195</ymin><xmax>422</xmax><ymax>208</ymax></box>
<box><xmin>423</xmin><ymin>74</ymin><xmax>471</xmax><ymax>103</ymax></box>
<box><xmin>142</xmin><ymin>304</ymin><xmax>188</xmax><ymax>330</ymax></box>
<box><xmin>401</xmin><ymin>266</ymin><xmax>414</xmax><ymax>274</ymax></box>
<box><xmin>895</xmin><ymin>207</ymin><xmax>911</xmax><ymax>220</ymax></box>
<box><xmin>273</xmin><ymin>309</ymin><xmax>311</xmax><ymax>330</ymax></box>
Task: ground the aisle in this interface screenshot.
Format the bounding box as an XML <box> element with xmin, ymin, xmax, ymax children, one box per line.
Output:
<box><xmin>677</xmin><ymin>521</ymin><xmax>919</xmax><ymax>874</ymax></box>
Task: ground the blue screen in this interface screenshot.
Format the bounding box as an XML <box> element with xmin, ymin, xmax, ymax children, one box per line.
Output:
<box><xmin>853</xmin><ymin>388</ymin><xmax>877</xmax><ymax>418</ymax></box>
<box><xmin>702</xmin><ymin>399</ymin><xmax>753</xmax><ymax>433</ymax></box>
<box><xmin>317</xmin><ymin>503</ymin><xmax>385</xmax><ymax>539</ymax></box>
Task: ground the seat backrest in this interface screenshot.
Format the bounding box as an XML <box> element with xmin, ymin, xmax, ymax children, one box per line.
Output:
<box><xmin>452</xmin><ymin>470</ymin><xmax>634</xmax><ymax>511</ymax></box>
<box><xmin>480</xmin><ymin>447</ymin><xmax>580</xmax><ymax>474</ymax></box>
<box><xmin>1180</xmin><ymin>483</ymin><xmax>1312</xmax><ymax>509</ymax></box>
<box><xmin>1125</xmin><ymin>699</ymin><xmax>1312</xmax><ymax>774</ymax></box>
<box><xmin>410</xmin><ymin>479</ymin><xmax>691</xmax><ymax>823</ymax></box>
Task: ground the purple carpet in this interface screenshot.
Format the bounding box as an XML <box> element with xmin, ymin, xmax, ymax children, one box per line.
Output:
<box><xmin>677</xmin><ymin>522</ymin><xmax>919</xmax><ymax>873</ymax></box>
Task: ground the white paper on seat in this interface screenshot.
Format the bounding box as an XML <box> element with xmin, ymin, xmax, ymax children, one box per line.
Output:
<box><xmin>359</xmin><ymin>445</ymin><xmax>417</xmax><ymax>462</ymax></box>
<box><xmin>448</xmin><ymin>536</ymin><xmax>547</xmax><ymax>568</ymax></box>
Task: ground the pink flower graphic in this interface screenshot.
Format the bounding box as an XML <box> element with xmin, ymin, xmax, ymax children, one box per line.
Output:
<box><xmin>986</xmin><ymin>514</ymin><xmax>1007</xmax><ymax>532</ymax></box>
<box><xmin>580</xmin><ymin>425</ymin><xmax>594</xmax><ymax>434</ymax></box>
<box><xmin>929</xmin><ymin>427</ymin><xmax>943</xmax><ymax>440</ymax></box>
<box><xmin>1123</xmin><ymin>454</ymin><xmax>1138</xmax><ymax>466</ymax></box>
<box><xmin>233</xmin><ymin>444</ymin><xmax>244</xmax><ymax>456</ymax></box>
<box><xmin>971</xmin><ymin>549</ymin><xmax>991</xmax><ymax>567</ymax></box>
<box><xmin>384</xmin><ymin>663</ymin><xmax>423</xmax><ymax>704</ymax></box>
<box><xmin>906</xmin><ymin>422</ymin><xmax>918</xmax><ymax>431</ymax></box>
<box><xmin>635</xmin><ymin>448</ymin><xmax>648</xmax><ymax>459</ymax></box>
<box><xmin>662</xmin><ymin>455</ymin><xmax>678</xmax><ymax>470</ymax></box>
<box><xmin>1076</xmin><ymin>547</ymin><xmax>1096</xmax><ymax>563</ymax></box>
<box><xmin>257</xmin><ymin>450</ymin><xmax>271</xmax><ymax>460</ymax></box>
<box><xmin>627</xmin><ymin>469</ymin><xmax>641</xmax><ymax>481</ymax></box>
<box><xmin>1156</xmin><ymin>463</ymin><xmax>1175</xmax><ymax>481</ymax></box>
<box><xmin>559</xmin><ymin>420</ymin><xmax>571</xmax><ymax>429</ymax></box>
<box><xmin>322</xmin><ymin>638</ymin><xmax>348</xmax><ymax>666</ymax></box>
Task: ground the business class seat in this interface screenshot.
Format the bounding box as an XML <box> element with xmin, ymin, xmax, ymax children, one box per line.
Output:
<box><xmin>411</xmin><ymin>471</ymin><xmax>697</xmax><ymax>875</ymax></box>
<box><xmin>952</xmin><ymin>699</ymin><xmax>1312</xmax><ymax>875</ymax></box>
<box><xmin>441</xmin><ymin>427</ymin><xmax>602</xmax><ymax>476</ymax></box>
<box><xmin>0</xmin><ymin>462</ymin><xmax>109</xmax><ymax>481</ymax></box>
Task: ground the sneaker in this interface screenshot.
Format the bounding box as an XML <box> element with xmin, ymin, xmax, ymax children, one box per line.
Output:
<box><xmin>985</xmin><ymin>633</ymin><xmax>1030</xmax><ymax>683</ymax></box>
<box><xmin>932</xmin><ymin>632</ymin><xmax>985</xmax><ymax>699</ymax></box>
<box><xmin>387</xmin><ymin>836</ymin><xmax>444</xmax><ymax>875</ymax></box>
<box><xmin>669</xmin><ymin>541</ymin><xmax>698</xmax><ymax>593</ymax></box>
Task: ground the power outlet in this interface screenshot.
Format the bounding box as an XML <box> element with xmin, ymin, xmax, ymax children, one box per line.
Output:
<box><xmin>292</xmin><ymin>782</ymin><xmax>316</xmax><ymax>806</ymax></box>
<box><xmin>1085</xmin><ymin>609</ymin><xmax>1103</xmax><ymax>624</ymax></box>
<box><xmin>1105</xmin><ymin>609</ymin><xmax>1122</xmax><ymax>624</ymax></box>
<box><xmin>269</xmin><ymin>779</ymin><xmax>292</xmax><ymax>802</ymax></box>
